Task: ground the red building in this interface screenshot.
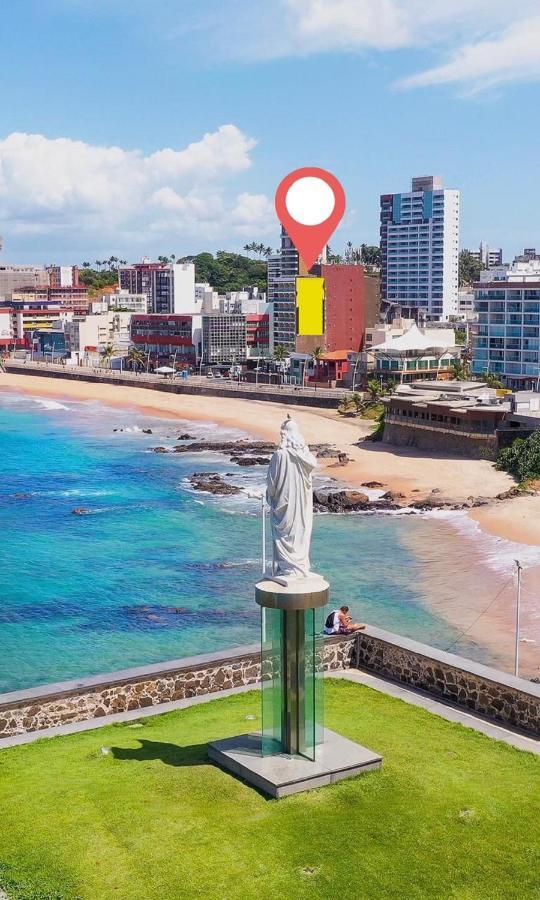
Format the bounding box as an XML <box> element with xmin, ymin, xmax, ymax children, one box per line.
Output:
<box><xmin>130</xmin><ymin>314</ymin><xmax>195</xmax><ymax>365</ymax></box>
<box><xmin>321</xmin><ymin>264</ymin><xmax>366</xmax><ymax>353</ymax></box>
<box><xmin>309</xmin><ymin>350</ymin><xmax>350</xmax><ymax>387</ymax></box>
<box><xmin>246</xmin><ymin>313</ymin><xmax>270</xmax><ymax>355</ymax></box>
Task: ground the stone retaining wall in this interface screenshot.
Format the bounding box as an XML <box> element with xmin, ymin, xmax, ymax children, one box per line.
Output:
<box><xmin>0</xmin><ymin>637</ymin><xmax>355</xmax><ymax>739</ymax></box>
<box><xmin>356</xmin><ymin>627</ymin><xmax>540</xmax><ymax>735</ymax></box>
<box><xmin>1</xmin><ymin>629</ymin><xmax>538</xmax><ymax>740</ymax></box>
<box><xmin>6</xmin><ymin>364</ymin><xmax>339</xmax><ymax>409</ymax></box>
<box><xmin>382</xmin><ymin>421</ymin><xmax>497</xmax><ymax>460</ymax></box>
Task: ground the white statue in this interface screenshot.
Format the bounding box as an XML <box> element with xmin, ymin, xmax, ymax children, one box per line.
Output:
<box><xmin>266</xmin><ymin>417</ymin><xmax>317</xmax><ymax>586</ymax></box>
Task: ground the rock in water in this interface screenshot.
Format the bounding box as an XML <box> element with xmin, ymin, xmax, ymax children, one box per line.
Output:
<box><xmin>72</xmin><ymin>507</ymin><xmax>91</xmax><ymax>515</ymax></box>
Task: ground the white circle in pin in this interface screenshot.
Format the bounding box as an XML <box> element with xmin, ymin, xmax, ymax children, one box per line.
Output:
<box><xmin>285</xmin><ymin>176</ymin><xmax>335</xmax><ymax>226</ymax></box>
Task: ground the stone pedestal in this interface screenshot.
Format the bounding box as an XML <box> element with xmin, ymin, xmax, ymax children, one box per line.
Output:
<box><xmin>208</xmin><ymin>729</ymin><xmax>382</xmax><ymax>799</ymax></box>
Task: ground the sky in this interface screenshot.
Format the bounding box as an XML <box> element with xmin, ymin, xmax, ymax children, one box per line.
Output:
<box><xmin>1</xmin><ymin>0</ymin><xmax>540</xmax><ymax>264</ymax></box>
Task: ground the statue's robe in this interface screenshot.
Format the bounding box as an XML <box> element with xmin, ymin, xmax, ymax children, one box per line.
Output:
<box><xmin>266</xmin><ymin>443</ymin><xmax>316</xmax><ymax>579</ymax></box>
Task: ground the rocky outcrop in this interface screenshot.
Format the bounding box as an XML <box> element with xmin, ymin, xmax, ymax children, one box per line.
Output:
<box><xmin>72</xmin><ymin>508</ymin><xmax>91</xmax><ymax>515</ymax></box>
<box><xmin>313</xmin><ymin>490</ymin><xmax>400</xmax><ymax>513</ymax></box>
<box><xmin>188</xmin><ymin>474</ymin><xmax>241</xmax><ymax>496</ymax></box>
<box><xmin>381</xmin><ymin>490</ymin><xmax>406</xmax><ymax>501</ymax></box>
<box><xmin>361</xmin><ymin>481</ymin><xmax>385</xmax><ymax>489</ymax></box>
<box><xmin>231</xmin><ymin>456</ymin><xmax>272</xmax><ymax>467</ymax></box>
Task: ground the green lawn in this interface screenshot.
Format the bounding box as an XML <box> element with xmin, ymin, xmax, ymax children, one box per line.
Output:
<box><xmin>0</xmin><ymin>680</ymin><xmax>538</xmax><ymax>900</ymax></box>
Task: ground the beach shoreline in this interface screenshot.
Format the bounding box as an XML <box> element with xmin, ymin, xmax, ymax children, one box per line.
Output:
<box><xmin>1</xmin><ymin>371</ymin><xmax>539</xmax><ymax>679</ymax></box>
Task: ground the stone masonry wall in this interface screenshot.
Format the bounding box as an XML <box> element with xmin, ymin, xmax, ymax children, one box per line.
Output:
<box><xmin>0</xmin><ymin>637</ymin><xmax>356</xmax><ymax>739</ymax></box>
<box><xmin>383</xmin><ymin>421</ymin><xmax>497</xmax><ymax>460</ymax></box>
<box><xmin>356</xmin><ymin>628</ymin><xmax>540</xmax><ymax>735</ymax></box>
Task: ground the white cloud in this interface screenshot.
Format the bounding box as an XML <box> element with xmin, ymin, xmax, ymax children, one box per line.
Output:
<box><xmin>0</xmin><ymin>125</ymin><xmax>272</xmax><ymax>251</ymax></box>
<box><xmin>397</xmin><ymin>15</ymin><xmax>540</xmax><ymax>91</ymax></box>
<box><xmin>229</xmin><ymin>0</ymin><xmax>540</xmax><ymax>92</ymax></box>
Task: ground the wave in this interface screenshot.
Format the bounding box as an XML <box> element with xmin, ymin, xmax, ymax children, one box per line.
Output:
<box><xmin>429</xmin><ymin>509</ymin><xmax>540</xmax><ymax>574</ymax></box>
<box><xmin>32</xmin><ymin>398</ymin><xmax>70</xmax><ymax>411</ymax></box>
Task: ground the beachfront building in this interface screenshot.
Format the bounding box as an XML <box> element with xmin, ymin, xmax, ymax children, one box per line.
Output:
<box><xmin>119</xmin><ymin>260</ymin><xmax>197</xmax><ymax>315</ymax></box>
<box><xmin>0</xmin><ymin>307</ymin><xmax>15</xmax><ymax>350</ymax></box>
<box><xmin>65</xmin><ymin>310</ymin><xmax>133</xmax><ymax>363</ymax></box>
<box><xmin>130</xmin><ymin>314</ymin><xmax>195</xmax><ymax>368</ymax></box>
<box><xmin>246</xmin><ymin>312</ymin><xmax>272</xmax><ymax>359</ymax></box>
<box><xmin>472</xmin><ymin>259</ymin><xmax>540</xmax><ymax>390</ymax></box>
<box><xmin>380</xmin><ymin>175</ymin><xmax>460</xmax><ymax>321</ymax></box>
<box><xmin>201</xmin><ymin>313</ymin><xmax>247</xmax><ymax>365</ymax></box>
<box><xmin>382</xmin><ymin>381</ymin><xmax>510</xmax><ymax>459</ymax></box>
<box><xmin>345</xmin><ymin>320</ymin><xmax>458</xmax><ymax>389</ymax></box>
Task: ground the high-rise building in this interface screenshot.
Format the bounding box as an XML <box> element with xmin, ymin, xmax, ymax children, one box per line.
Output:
<box><xmin>268</xmin><ymin>227</ymin><xmax>300</xmax><ymax>350</ymax></box>
<box><xmin>47</xmin><ymin>265</ymin><xmax>80</xmax><ymax>288</ymax></box>
<box><xmin>321</xmin><ymin>264</ymin><xmax>366</xmax><ymax>352</ymax></box>
<box><xmin>118</xmin><ymin>261</ymin><xmax>196</xmax><ymax>314</ymax></box>
<box><xmin>130</xmin><ymin>314</ymin><xmax>195</xmax><ymax>366</ymax></box>
<box><xmin>472</xmin><ymin>259</ymin><xmax>540</xmax><ymax>390</ymax></box>
<box><xmin>380</xmin><ymin>175</ymin><xmax>459</xmax><ymax>321</ymax></box>
<box><xmin>467</xmin><ymin>242</ymin><xmax>503</xmax><ymax>269</ymax></box>
<box><xmin>0</xmin><ymin>264</ymin><xmax>47</xmax><ymax>300</ymax></box>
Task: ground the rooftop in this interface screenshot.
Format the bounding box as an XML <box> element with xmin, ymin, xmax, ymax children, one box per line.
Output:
<box><xmin>0</xmin><ymin>680</ymin><xmax>538</xmax><ymax>899</ymax></box>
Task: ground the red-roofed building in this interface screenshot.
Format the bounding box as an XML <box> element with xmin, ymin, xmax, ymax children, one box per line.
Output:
<box><xmin>309</xmin><ymin>350</ymin><xmax>351</xmax><ymax>386</ymax></box>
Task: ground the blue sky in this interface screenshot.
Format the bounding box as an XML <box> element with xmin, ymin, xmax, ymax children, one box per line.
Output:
<box><xmin>1</xmin><ymin>0</ymin><xmax>539</xmax><ymax>264</ymax></box>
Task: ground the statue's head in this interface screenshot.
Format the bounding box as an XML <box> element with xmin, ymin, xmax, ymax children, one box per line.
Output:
<box><xmin>279</xmin><ymin>416</ymin><xmax>306</xmax><ymax>450</ymax></box>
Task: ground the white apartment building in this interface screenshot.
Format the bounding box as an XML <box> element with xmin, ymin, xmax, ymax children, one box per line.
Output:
<box><xmin>119</xmin><ymin>261</ymin><xmax>196</xmax><ymax>314</ymax></box>
<box><xmin>195</xmin><ymin>282</ymin><xmax>219</xmax><ymax>313</ymax></box>
<box><xmin>473</xmin><ymin>259</ymin><xmax>540</xmax><ymax>390</ymax></box>
<box><xmin>65</xmin><ymin>310</ymin><xmax>132</xmax><ymax>360</ymax></box>
<box><xmin>380</xmin><ymin>176</ymin><xmax>460</xmax><ymax>321</ymax></box>
<box><xmin>90</xmin><ymin>291</ymin><xmax>148</xmax><ymax>314</ymax></box>
<box><xmin>0</xmin><ymin>308</ymin><xmax>14</xmax><ymax>349</ymax></box>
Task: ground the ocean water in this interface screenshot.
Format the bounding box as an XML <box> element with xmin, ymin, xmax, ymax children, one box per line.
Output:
<box><xmin>1</xmin><ymin>392</ymin><xmax>537</xmax><ymax>692</ymax></box>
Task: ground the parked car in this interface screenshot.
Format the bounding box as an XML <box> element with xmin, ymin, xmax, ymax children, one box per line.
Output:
<box><xmin>206</xmin><ymin>372</ymin><xmax>214</xmax><ymax>379</ymax></box>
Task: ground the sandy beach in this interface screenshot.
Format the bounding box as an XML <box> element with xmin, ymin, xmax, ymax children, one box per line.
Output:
<box><xmin>2</xmin><ymin>371</ymin><xmax>539</xmax><ymax>678</ymax></box>
<box><xmin>0</xmin><ymin>372</ymin><xmax>516</xmax><ymax>502</ymax></box>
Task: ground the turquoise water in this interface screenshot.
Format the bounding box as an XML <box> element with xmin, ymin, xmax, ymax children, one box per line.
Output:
<box><xmin>0</xmin><ymin>392</ymin><xmax>478</xmax><ymax>692</ymax></box>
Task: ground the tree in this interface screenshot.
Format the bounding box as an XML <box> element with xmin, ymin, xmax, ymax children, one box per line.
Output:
<box><xmin>311</xmin><ymin>346</ymin><xmax>324</xmax><ymax>362</ymax></box>
<box><xmin>449</xmin><ymin>359</ymin><xmax>471</xmax><ymax>381</ymax></box>
<box><xmin>100</xmin><ymin>343</ymin><xmax>115</xmax><ymax>367</ymax></box>
<box><xmin>360</xmin><ymin>244</ymin><xmax>382</xmax><ymax>268</ymax></box>
<box><xmin>459</xmin><ymin>250</ymin><xmax>483</xmax><ymax>286</ymax></box>
<box><xmin>127</xmin><ymin>347</ymin><xmax>146</xmax><ymax>371</ymax></box>
<box><xmin>273</xmin><ymin>344</ymin><xmax>289</xmax><ymax>363</ymax></box>
<box><xmin>481</xmin><ymin>371</ymin><xmax>504</xmax><ymax>389</ymax></box>
<box><xmin>82</xmin><ymin>261</ymin><xmax>91</xmax><ymax>268</ymax></box>
<box><xmin>338</xmin><ymin>395</ymin><xmax>357</xmax><ymax>417</ymax></box>
<box><xmin>367</xmin><ymin>379</ymin><xmax>382</xmax><ymax>401</ymax></box>
<box><xmin>496</xmin><ymin>431</ymin><xmax>540</xmax><ymax>482</ymax></box>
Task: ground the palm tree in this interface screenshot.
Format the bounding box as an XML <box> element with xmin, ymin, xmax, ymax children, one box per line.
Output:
<box><xmin>95</xmin><ymin>260</ymin><xmax>102</xmax><ymax>270</ymax></box>
<box><xmin>273</xmin><ymin>344</ymin><xmax>289</xmax><ymax>363</ymax></box>
<box><xmin>482</xmin><ymin>371</ymin><xmax>504</xmax><ymax>389</ymax></box>
<box><xmin>100</xmin><ymin>343</ymin><xmax>115</xmax><ymax>368</ymax></box>
<box><xmin>263</xmin><ymin>246</ymin><xmax>273</xmax><ymax>259</ymax></box>
<box><xmin>243</xmin><ymin>244</ymin><xmax>251</xmax><ymax>258</ymax></box>
<box><xmin>82</xmin><ymin>261</ymin><xmax>91</xmax><ymax>269</ymax></box>
<box><xmin>367</xmin><ymin>379</ymin><xmax>382</xmax><ymax>401</ymax></box>
<box><xmin>127</xmin><ymin>346</ymin><xmax>145</xmax><ymax>371</ymax></box>
<box><xmin>449</xmin><ymin>359</ymin><xmax>470</xmax><ymax>381</ymax></box>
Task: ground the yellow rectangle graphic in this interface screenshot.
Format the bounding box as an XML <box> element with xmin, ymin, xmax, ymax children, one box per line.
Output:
<box><xmin>296</xmin><ymin>277</ymin><xmax>324</xmax><ymax>335</ymax></box>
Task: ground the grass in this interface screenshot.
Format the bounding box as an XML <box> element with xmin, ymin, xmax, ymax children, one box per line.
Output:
<box><xmin>0</xmin><ymin>680</ymin><xmax>538</xmax><ymax>900</ymax></box>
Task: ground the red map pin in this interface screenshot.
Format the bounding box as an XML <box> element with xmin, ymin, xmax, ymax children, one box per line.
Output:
<box><xmin>275</xmin><ymin>167</ymin><xmax>346</xmax><ymax>270</ymax></box>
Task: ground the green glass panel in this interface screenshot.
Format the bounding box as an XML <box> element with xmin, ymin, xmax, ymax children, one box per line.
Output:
<box><xmin>261</xmin><ymin>607</ymin><xmax>284</xmax><ymax>755</ymax></box>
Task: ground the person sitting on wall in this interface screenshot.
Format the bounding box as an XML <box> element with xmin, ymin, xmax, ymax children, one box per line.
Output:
<box><xmin>324</xmin><ymin>605</ymin><xmax>365</xmax><ymax>635</ymax></box>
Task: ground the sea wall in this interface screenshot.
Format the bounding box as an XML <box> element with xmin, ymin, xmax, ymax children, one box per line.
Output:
<box><xmin>0</xmin><ymin>637</ymin><xmax>355</xmax><ymax>739</ymax></box>
<box><xmin>382</xmin><ymin>421</ymin><xmax>497</xmax><ymax>460</ymax></box>
<box><xmin>356</xmin><ymin>626</ymin><xmax>540</xmax><ymax>735</ymax></box>
<box><xmin>1</xmin><ymin>629</ymin><xmax>538</xmax><ymax>740</ymax></box>
<box><xmin>5</xmin><ymin>363</ymin><xmax>339</xmax><ymax>409</ymax></box>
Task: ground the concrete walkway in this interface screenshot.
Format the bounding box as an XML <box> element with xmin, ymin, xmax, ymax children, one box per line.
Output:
<box><xmin>0</xmin><ymin>672</ymin><xmax>538</xmax><ymax>756</ymax></box>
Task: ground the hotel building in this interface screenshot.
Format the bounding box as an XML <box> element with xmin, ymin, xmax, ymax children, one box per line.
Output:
<box><xmin>119</xmin><ymin>261</ymin><xmax>196</xmax><ymax>315</ymax></box>
<box><xmin>268</xmin><ymin>227</ymin><xmax>300</xmax><ymax>351</ymax></box>
<box><xmin>380</xmin><ymin>175</ymin><xmax>459</xmax><ymax>321</ymax></box>
<box><xmin>472</xmin><ymin>261</ymin><xmax>540</xmax><ymax>390</ymax></box>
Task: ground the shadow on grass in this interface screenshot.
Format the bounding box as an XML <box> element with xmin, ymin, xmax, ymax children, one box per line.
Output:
<box><xmin>111</xmin><ymin>739</ymin><xmax>208</xmax><ymax>767</ymax></box>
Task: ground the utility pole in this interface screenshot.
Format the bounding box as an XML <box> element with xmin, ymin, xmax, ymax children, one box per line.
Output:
<box><xmin>514</xmin><ymin>559</ymin><xmax>522</xmax><ymax>677</ymax></box>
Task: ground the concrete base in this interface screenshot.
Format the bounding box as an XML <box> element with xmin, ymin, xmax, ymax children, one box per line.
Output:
<box><xmin>208</xmin><ymin>729</ymin><xmax>382</xmax><ymax>798</ymax></box>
